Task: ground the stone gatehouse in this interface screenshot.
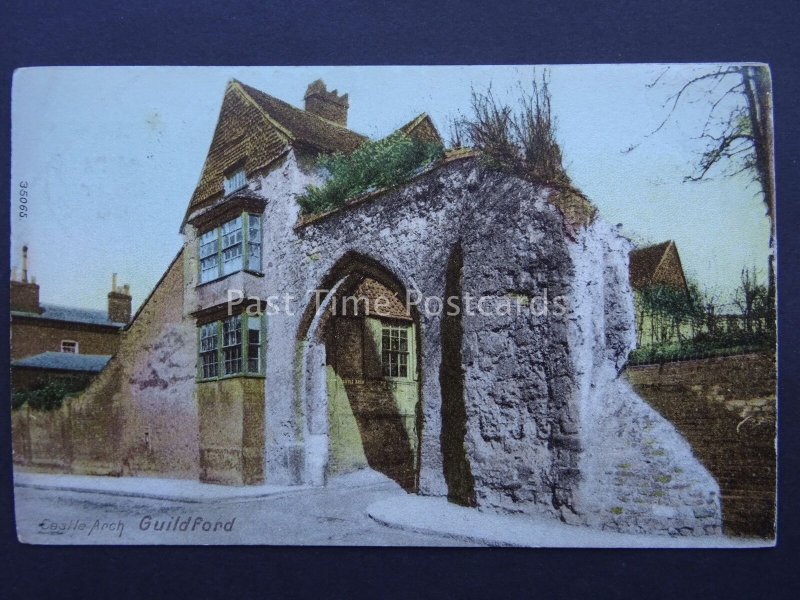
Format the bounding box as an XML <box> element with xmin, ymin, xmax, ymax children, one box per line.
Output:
<box><xmin>12</xmin><ymin>78</ymin><xmax>722</xmax><ymax>535</ymax></box>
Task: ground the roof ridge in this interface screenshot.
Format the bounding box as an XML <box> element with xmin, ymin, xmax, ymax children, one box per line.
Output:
<box><xmin>231</xmin><ymin>80</ymin><xmax>295</xmax><ymax>141</ymax></box>
<box><xmin>399</xmin><ymin>112</ymin><xmax>430</xmax><ymax>131</ymax></box>
<box><xmin>236</xmin><ymin>80</ymin><xmax>367</xmax><ymax>137</ymax></box>
<box><xmin>40</xmin><ymin>302</ymin><xmax>106</xmax><ymax>312</ymax></box>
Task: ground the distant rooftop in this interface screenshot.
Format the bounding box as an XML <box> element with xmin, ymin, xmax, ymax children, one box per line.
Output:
<box><xmin>12</xmin><ymin>352</ymin><xmax>112</xmax><ymax>372</ymax></box>
<box><xmin>11</xmin><ymin>303</ymin><xmax>126</xmax><ymax>328</ymax></box>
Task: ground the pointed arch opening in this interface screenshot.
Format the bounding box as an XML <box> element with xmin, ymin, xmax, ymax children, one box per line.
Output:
<box><xmin>296</xmin><ymin>252</ymin><xmax>422</xmax><ymax>492</ymax></box>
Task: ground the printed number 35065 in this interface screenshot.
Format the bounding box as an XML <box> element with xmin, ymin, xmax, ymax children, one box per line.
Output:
<box><xmin>18</xmin><ymin>181</ymin><xmax>29</xmax><ymax>218</ymax></box>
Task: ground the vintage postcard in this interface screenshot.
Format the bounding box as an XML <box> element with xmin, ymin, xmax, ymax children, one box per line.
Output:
<box><xmin>9</xmin><ymin>65</ymin><xmax>776</xmax><ymax>546</ymax></box>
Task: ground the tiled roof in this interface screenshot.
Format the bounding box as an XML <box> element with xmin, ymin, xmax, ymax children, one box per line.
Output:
<box><xmin>186</xmin><ymin>80</ymin><xmax>367</xmax><ymax>220</ymax></box>
<box><xmin>240</xmin><ymin>82</ymin><xmax>366</xmax><ymax>154</ymax></box>
<box><xmin>629</xmin><ymin>241</ymin><xmax>685</xmax><ymax>290</ymax></box>
<box><xmin>397</xmin><ymin>113</ymin><xmax>443</xmax><ymax>145</ymax></box>
<box><xmin>12</xmin><ymin>352</ymin><xmax>112</xmax><ymax>372</ymax></box>
<box><xmin>12</xmin><ymin>303</ymin><xmax>126</xmax><ymax>328</ymax></box>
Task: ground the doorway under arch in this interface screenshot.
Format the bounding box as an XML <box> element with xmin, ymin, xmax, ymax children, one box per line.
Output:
<box><xmin>296</xmin><ymin>253</ymin><xmax>422</xmax><ymax>492</ymax></box>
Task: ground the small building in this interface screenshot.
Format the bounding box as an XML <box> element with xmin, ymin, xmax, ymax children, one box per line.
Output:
<box><xmin>628</xmin><ymin>240</ymin><xmax>690</xmax><ymax>348</ymax></box>
<box><xmin>10</xmin><ymin>245</ymin><xmax>131</xmax><ymax>391</ymax></box>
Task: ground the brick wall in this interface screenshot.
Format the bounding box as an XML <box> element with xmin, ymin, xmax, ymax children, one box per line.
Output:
<box><xmin>11</xmin><ymin>319</ymin><xmax>121</xmax><ymax>360</ymax></box>
<box><xmin>625</xmin><ymin>353</ymin><xmax>776</xmax><ymax>538</ymax></box>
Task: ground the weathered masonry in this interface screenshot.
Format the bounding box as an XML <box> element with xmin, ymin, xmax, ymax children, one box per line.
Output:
<box><xmin>13</xmin><ymin>79</ymin><xmax>723</xmax><ymax>536</ymax></box>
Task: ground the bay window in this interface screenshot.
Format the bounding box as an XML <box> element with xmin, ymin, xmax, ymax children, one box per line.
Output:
<box><xmin>197</xmin><ymin>313</ymin><xmax>264</xmax><ymax>380</ymax></box>
<box><xmin>198</xmin><ymin>212</ymin><xmax>262</xmax><ymax>283</ymax></box>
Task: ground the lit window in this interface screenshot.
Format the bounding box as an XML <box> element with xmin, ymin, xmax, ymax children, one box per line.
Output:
<box><xmin>381</xmin><ymin>324</ymin><xmax>409</xmax><ymax>378</ymax></box>
<box><xmin>61</xmin><ymin>340</ymin><xmax>79</xmax><ymax>354</ymax></box>
<box><xmin>197</xmin><ymin>314</ymin><xmax>264</xmax><ymax>380</ymax></box>
<box><xmin>197</xmin><ymin>213</ymin><xmax>262</xmax><ymax>283</ymax></box>
<box><xmin>224</xmin><ymin>168</ymin><xmax>246</xmax><ymax>196</ymax></box>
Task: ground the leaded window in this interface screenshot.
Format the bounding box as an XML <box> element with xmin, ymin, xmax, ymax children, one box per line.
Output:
<box><xmin>197</xmin><ymin>314</ymin><xmax>264</xmax><ymax>380</ymax></box>
<box><xmin>199</xmin><ymin>322</ymin><xmax>219</xmax><ymax>378</ymax></box>
<box><xmin>197</xmin><ymin>213</ymin><xmax>262</xmax><ymax>283</ymax></box>
<box><xmin>221</xmin><ymin>216</ymin><xmax>243</xmax><ymax>275</ymax></box>
<box><xmin>222</xmin><ymin>315</ymin><xmax>243</xmax><ymax>374</ymax></box>
<box><xmin>381</xmin><ymin>324</ymin><xmax>409</xmax><ymax>378</ymax></box>
<box><xmin>223</xmin><ymin>169</ymin><xmax>246</xmax><ymax>196</ymax></box>
<box><xmin>248</xmin><ymin>316</ymin><xmax>261</xmax><ymax>373</ymax></box>
<box><xmin>199</xmin><ymin>228</ymin><xmax>220</xmax><ymax>283</ymax></box>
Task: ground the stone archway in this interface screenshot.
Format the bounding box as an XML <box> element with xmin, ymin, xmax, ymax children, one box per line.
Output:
<box><xmin>296</xmin><ymin>253</ymin><xmax>422</xmax><ymax>492</ymax></box>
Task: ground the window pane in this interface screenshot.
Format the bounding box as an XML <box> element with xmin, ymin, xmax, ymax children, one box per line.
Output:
<box><xmin>222</xmin><ymin>316</ymin><xmax>242</xmax><ymax>374</ymax></box>
<box><xmin>222</xmin><ymin>316</ymin><xmax>242</xmax><ymax>347</ymax></box>
<box><xmin>247</xmin><ymin>317</ymin><xmax>261</xmax><ymax>373</ymax></box>
<box><xmin>223</xmin><ymin>344</ymin><xmax>242</xmax><ymax>375</ymax></box>
<box><xmin>224</xmin><ymin>169</ymin><xmax>246</xmax><ymax>195</ymax></box>
<box><xmin>221</xmin><ymin>217</ymin><xmax>243</xmax><ymax>247</ymax></box>
<box><xmin>201</xmin><ymin>351</ymin><xmax>218</xmax><ymax>378</ymax></box>
<box><xmin>199</xmin><ymin>228</ymin><xmax>220</xmax><ymax>282</ymax></box>
<box><xmin>221</xmin><ymin>217</ymin><xmax>244</xmax><ymax>275</ymax></box>
<box><xmin>381</xmin><ymin>324</ymin><xmax>411</xmax><ymax>379</ymax></box>
<box><xmin>247</xmin><ymin>214</ymin><xmax>261</xmax><ymax>240</ymax></box>
<box><xmin>199</xmin><ymin>323</ymin><xmax>219</xmax><ymax>378</ymax></box>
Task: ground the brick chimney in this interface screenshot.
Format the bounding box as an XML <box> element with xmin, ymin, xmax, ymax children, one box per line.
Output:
<box><xmin>304</xmin><ymin>79</ymin><xmax>349</xmax><ymax>126</ymax></box>
<box><xmin>10</xmin><ymin>245</ymin><xmax>42</xmax><ymax>313</ymax></box>
<box><xmin>108</xmin><ymin>273</ymin><xmax>132</xmax><ymax>323</ymax></box>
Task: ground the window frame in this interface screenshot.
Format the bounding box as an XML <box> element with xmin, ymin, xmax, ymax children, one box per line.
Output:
<box><xmin>380</xmin><ymin>323</ymin><xmax>412</xmax><ymax>380</ymax></box>
<box><xmin>60</xmin><ymin>340</ymin><xmax>79</xmax><ymax>354</ymax></box>
<box><xmin>196</xmin><ymin>312</ymin><xmax>266</xmax><ymax>382</ymax></box>
<box><xmin>197</xmin><ymin>212</ymin><xmax>263</xmax><ymax>284</ymax></box>
<box><xmin>223</xmin><ymin>168</ymin><xmax>247</xmax><ymax>196</ymax></box>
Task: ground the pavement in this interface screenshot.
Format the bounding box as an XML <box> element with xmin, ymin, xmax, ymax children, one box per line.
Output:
<box><xmin>13</xmin><ymin>469</ymin><xmax>476</xmax><ymax>546</ymax></box>
<box><xmin>13</xmin><ymin>469</ymin><xmax>771</xmax><ymax>547</ymax></box>
<box><xmin>367</xmin><ymin>496</ymin><xmax>770</xmax><ymax>548</ymax></box>
<box><xmin>14</xmin><ymin>471</ymin><xmax>312</xmax><ymax>503</ymax></box>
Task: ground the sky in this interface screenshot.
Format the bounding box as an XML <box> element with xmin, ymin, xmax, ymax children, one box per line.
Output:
<box><xmin>10</xmin><ymin>65</ymin><xmax>771</xmax><ymax>313</ymax></box>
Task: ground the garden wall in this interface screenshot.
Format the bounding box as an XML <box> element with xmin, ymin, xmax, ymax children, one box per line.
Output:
<box><xmin>626</xmin><ymin>352</ymin><xmax>776</xmax><ymax>538</ymax></box>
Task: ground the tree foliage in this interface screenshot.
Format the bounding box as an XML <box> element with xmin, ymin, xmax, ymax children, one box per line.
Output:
<box><xmin>12</xmin><ymin>379</ymin><xmax>87</xmax><ymax>412</ymax></box>
<box><xmin>631</xmin><ymin>270</ymin><xmax>774</xmax><ymax>365</ymax></box>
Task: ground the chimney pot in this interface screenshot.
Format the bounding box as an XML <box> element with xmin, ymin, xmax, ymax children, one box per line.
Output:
<box><xmin>108</xmin><ymin>275</ymin><xmax>132</xmax><ymax>323</ymax></box>
<box><xmin>22</xmin><ymin>245</ymin><xmax>29</xmax><ymax>283</ymax></box>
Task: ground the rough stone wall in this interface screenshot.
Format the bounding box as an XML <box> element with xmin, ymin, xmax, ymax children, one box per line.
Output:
<box><xmin>626</xmin><ymin>353</ymin><xmax>776</xmax><ymax>538</ymax></box>
<box><xmin>567</xmin><ymin>220</ymin><xmax>722</xmax><ymax>535</ymax></box>
<box><xmin>260</xmin><ymin>154</ymin><xmax>580</xmax><ymax>518</ymax></box>
<box><xmin>12</xmin><ymin>252</ymin><xmax>199</xmax><ymax>480</ymax></box>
